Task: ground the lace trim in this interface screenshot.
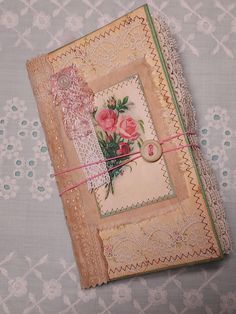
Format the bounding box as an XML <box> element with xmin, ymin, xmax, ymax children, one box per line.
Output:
<box><xmin>26</xmin><ymin>10</ymin><xmax>232</xmax><ymax>289</ymax></box>
<box><xmin>26</xmin><ymin>56</ymin><xmax>109</xmax><ymax>288</ymax></box>
<box><xmin>50</xmin><ymin>64</ymin><xmax>110</xmax><ymax>190</ymax></box>
<box><xmin>154</xmin><ymin>16</ymin><xmax>232</xmax><ymax>254</ymax></box>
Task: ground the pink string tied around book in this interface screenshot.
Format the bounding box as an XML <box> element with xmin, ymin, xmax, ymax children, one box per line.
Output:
<box><xmin>52</xmin><ymin>131</ymin><xmax>199</xmax><ymax>197</ymax></box>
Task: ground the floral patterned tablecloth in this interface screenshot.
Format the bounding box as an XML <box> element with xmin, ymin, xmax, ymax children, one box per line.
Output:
<box><xmin>0</xmin><ymin>0</ymin><xmax>235</xmax><ymax>313</ymax></box>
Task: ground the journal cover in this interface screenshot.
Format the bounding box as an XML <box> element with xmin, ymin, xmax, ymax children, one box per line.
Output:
<box><xmin>26</xmin><ymin>4</ymin><xmax>231</xmax><ymax>288</ymax></box>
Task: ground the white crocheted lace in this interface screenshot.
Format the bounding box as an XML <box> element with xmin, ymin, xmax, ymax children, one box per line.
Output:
<box><xmin>50</xmin><ymin>65</ymin><xmax>110</xmax><ymax>190</ymax></box>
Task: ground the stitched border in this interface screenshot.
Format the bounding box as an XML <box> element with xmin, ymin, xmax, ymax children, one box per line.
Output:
<box><xmin>144</xmin><ymin>6</ymin><xmax>223</xmax><ymax>254</ymax></box>
<box><xmin>154</xmin><ymin>16</ymin><xmax>232</xmax><ymax>254</ymax></box>
<box><xmin>141</xmin><ymin>15</ymin><xmax>216</xmax><ymax>249</ymax></box>
<box><xmin>108</xmin><ymin>247</ymin><xmax>218</xmax><ymax>275</ymax></box>
<box><xmin>97</xmin><ymin>12</ymin><xmax>221</xmax><ymax>275</ymax></box>
<box><xmin>94</xmin><ymin>74</ymin><xmax>174</xmax><ymax>216</ymax></box>
<box><xmin>48</xmin><ymin>15</ymin><xmax>140</xmax><ymax>64</ymax></box>
<box><xmin>44</xmin><ymin>6</ymin><xmax>222</xmax><ymax>280</ymax></box>
<box><xmin>26</xmin><ymin>56</ymin><xmax>109</xmax><ymax>288</ymax></box>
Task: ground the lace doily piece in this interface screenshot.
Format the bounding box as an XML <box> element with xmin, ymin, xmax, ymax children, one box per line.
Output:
<box><xmin>50</xmin><ymin>65</ymin><xmax>110</xmax><ymax>190</ymax></box>
<box><xmin>154</xmin><ymin>16</ymin><xmax>232</xmax><ymax>254</ymax></box>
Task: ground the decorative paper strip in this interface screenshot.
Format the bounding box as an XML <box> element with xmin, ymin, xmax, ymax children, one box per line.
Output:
<box><xmin>50</xmin><ymin>65</ymin><xmax>110</xmax><ymax>190</ymax></box>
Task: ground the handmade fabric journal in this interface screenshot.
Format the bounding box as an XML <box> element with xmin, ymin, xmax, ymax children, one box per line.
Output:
<box><xmin>26</xmin><ymin>4</ymin><xmax>232</xmax><ymax>288</ymax></box>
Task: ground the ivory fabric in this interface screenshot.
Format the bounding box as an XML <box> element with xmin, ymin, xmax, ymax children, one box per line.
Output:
<box><xmin>0</xmin><ymin>0</ymin><xmax>236</xmax><ymax>313</ymax></box>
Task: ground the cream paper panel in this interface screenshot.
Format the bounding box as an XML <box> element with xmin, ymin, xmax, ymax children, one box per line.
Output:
<box><xmin>94</xmin><ymin>74</ymin><xmax>174</xmax><ymax>215</ymax></box>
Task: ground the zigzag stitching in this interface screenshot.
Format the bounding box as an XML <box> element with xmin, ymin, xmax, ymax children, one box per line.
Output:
<box><xmin>94</xmin><ymin>74</ymin><xmax>173</xmax><ymax>216</ymax></box>
<box><xmin>108</xmin><ymin>247</ymin><xmax>216</xmax><ymax>274</ymax></box>
<box><xmin>101</xmin><ymin>194</ymin><xmax>173</xmax><ymax>217</ymax></box>
<box><xmin>139</xmin><ymin>19</ymin><xmax>215</xmax><ymax>248</ymax></box>
<box><xmin>160</xmin><ymin>157</ymin><xmax>172</xmax><ymax>194</ymax></box>
<box><xmin>49</xmin><ymin>16</ymin><xmax>145</xmax><ymax>63</ymax></box>
<box><xmin>94</xmin><ymin>77</ymin><xmax>132</xmax><ymax>98</ymax></box>
<box><xmin>49</xmin><ymin>13</ymin><xmax>216</xmax><ymax>268</ymax></box>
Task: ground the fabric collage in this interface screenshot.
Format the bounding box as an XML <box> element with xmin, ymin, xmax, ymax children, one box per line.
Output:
<box><xmin>0</xmin><ymin>1</ymin><xmax>235</xmax><ymax>313</ymax></box>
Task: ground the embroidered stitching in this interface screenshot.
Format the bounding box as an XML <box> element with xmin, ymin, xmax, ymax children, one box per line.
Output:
<box><xmin>35</xmin><ymin>9</ymin><xmax>227</xmax><ymax>284</ymax></box>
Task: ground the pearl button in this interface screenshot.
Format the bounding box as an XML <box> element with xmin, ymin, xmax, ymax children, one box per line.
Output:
<box><xmin>141</xmin><ymin>140</ymin><xmax>162</xmax><ymax>162</ymax></box>
<box><xmin>57</xmin><ymin>74</ymin><xmax>71</xmax><ymax>89</ymax></box>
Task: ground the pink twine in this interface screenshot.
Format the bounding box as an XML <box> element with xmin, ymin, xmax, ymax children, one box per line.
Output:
<box><xmin>159</xmin><ymin>131</ymin><xmax>196</xmax><ymax>144</ymax></box>
<box><xmin>59</xmin><ymin>155</ymin><xmax>141</xmax><ymax>196</ymax></box>
<box><xmin>162</xmin><ymin>143</ymin><xmax>199</xmax><ymax>154</ymax></box>
<box><xmin>51</xmin><ymin>151</ymin><xmax>141</xmax><ymax>178</ymax></box>
<box><xmin>52</xmin><ymin>131</ymin><xmax>196</xmax><ymax>178</ymax></box>
<box><xmin>58</xmin><ymin>131</ymin><xmax>199</xmax><ymax>197</ymax></box>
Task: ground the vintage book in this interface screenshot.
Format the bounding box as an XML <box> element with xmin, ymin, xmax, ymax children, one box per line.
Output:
<box><xmin>26</xmin><ymin>4</ymin><xmax>232</xmax><ymax>288</ymax></box>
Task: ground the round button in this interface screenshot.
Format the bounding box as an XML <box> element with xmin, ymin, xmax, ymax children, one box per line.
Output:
<box><xmin>141</xmin><ymin>140</ymin><xmax>162</xmax><ymax>162</ymax></box>
<box><xmin>57</xmin><ymin>74</ymin><xmax>71</xmax><ymax>89</ymax></box>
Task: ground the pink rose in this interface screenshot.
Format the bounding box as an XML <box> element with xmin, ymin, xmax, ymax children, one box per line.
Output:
<box><xmin>117</xmin><ymin>142</ymin><xmax>130</xmax><ymax>155</ymax></box>
<box><xmin>96</xmin><ymin>109</ymin><xmax>117</xmax><ymax>132</ymax></box>
<box><xmin>117</xmin><ymin>115</ymin><xmax>139</xmax><ymax>140</ymax></box>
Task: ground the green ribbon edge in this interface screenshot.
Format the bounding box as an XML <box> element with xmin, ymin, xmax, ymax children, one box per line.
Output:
<box><xmin>144</xmin><ymin>4</ymin><xmax>223</xmax><ymax>258</ymax></box>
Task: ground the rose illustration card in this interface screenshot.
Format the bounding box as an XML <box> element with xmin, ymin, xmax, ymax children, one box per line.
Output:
<box><xmin>26</xmin><ymin>4</ymin><xmax>231</xmax><ymax>288</ymax></box>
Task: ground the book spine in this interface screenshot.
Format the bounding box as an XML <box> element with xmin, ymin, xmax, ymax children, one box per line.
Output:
<box><xmin>153</xmin><ymin>16</ymin><xmax>232</xmax><ymax>254</ymax></box>
<box><xmin>26</xmin><ymin>55</ymin><xmax>109</xmax><ymax>288</ymax></box>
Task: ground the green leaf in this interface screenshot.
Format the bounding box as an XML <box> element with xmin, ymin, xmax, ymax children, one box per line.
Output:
<box><xmin>137</xmin><ymin>141</ymin><xmax>142</xmax><ymax>149</ymax></box>
<box><xmin>108</xmin><ymin>141</ymin><xmax>118</xmax><ymax>149</ymax></box>
<box><xmin>138</xmin><ymin>120</ymin><xmax>145</xmax><ymax>133</ymax></box>
<box><xmin>105</xmin><ymin>183</ymin><xmax>111</xmax><ymax>200</ymax></box>
<box><xmin>100</xmin><ymin>139</ymin><xmax>107</xmax><ymax>146</ymax></box>
<box><xmin>122</xmin><ymin>96</ymin><xmax>128</xmax><ymax>105</ymax></box>
<box><xmin>92</xmin><ymin>111</ymin><xmax>97</xmax><ymax>119</ymax></box>
<box><xmin>97</xmin><ymin>131</ymin><xmax>104</xmax><ymax>140</ymax></box>
<box><xmin>117</xmin><ymin>99</ymin><xmax>122</xmax><ymax>106</ymax></box>
<box><xmin>111</xmin><ymin>182</ymin><xmax>114</xmax><ymax>194</ymax></box>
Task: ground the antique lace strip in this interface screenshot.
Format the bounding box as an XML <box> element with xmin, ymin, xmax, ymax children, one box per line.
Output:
<box><xmin>154</xmin><ymin>15</ymin><xmax>232</xmax><ymax>254</ymax></box>
<box><xmin>50</xmin><ymin>65</ymin><xmax>110</xmax><ymax>190</ymax></box>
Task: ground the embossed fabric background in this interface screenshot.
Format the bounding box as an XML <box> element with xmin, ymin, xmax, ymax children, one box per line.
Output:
<box><xmin>0</xmin><ymin>1</ymin><xmax>235</xmax><ymax>313</ymax></box>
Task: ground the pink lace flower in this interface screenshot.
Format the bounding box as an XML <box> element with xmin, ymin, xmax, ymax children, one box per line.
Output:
<box><xmin>50</xmin><ymin>65</ymin><xmax>94</xmax><ymax>139</ymax></box>
<box><xmin>96</xmin><ymin>109</ymin><xmax>117</xmax><ymax>132</ymax></box>
<box><xmin>118</xmin><ymin>115</ymin><xmax>139</xmax><ymax>140</ymax></box>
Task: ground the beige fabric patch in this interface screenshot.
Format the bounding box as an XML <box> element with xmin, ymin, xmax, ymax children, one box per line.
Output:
<box><xmin>99</xmin><ymin>203</ymin><xmax>221</xmax><ymax>280</ymax></box>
